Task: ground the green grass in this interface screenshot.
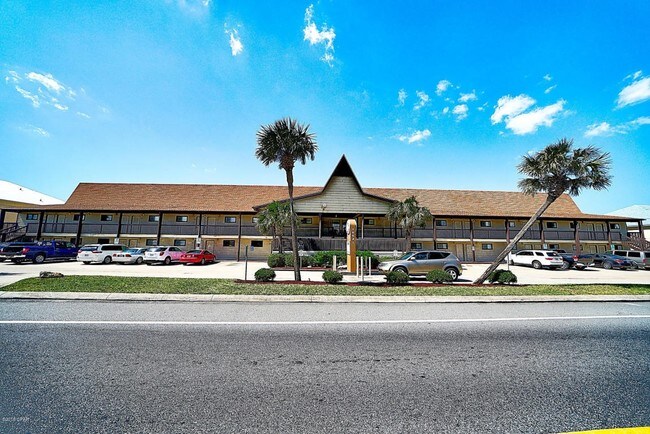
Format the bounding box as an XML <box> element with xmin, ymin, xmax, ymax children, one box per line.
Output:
<box><xmin>2</xmin><ymin>275</ymin><xmax>650</xmax><ymax>296</ymax></box>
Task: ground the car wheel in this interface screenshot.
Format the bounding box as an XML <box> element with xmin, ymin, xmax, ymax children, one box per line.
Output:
<box><xmin>83</xmin><ymin>261</ymin><xmax>91</xmax><ymax>265</ymax></box>
<box><xmin>146</xmin><ymin>262</ymin><xmax>152</xmax><ymax>266</ymax></box>
<box><xmin>393</xmin><ymin>266</ymin><xmax>408</xmax><ymax>275</ymax></box>
<box><xmin>103</xmin><ymin>256</ymin><xmax>112</xmax><ymax>264</ymax></box>
<box><xmin>33</xmin><ymin>254</ymin><xmax>46</xmax><ymax>264</ymax></box>
<box><xmin>561</xmin><ymin>261</ymin><xmax>570</xmax><ymax>270</ymax></box>
<box><xmin>532</xmin><ymin>260</ymin><xmax>542</xmax><ymax>270</ymax></box>
<box><xmin>164</xmin><ymin>256</ymin><xmax>171</xmax><ymax>265</ymax></box>
<box><xmin>603</xmin><ymin>262</ymin><xmax>612</xmax><ymax>270</ymax></box>
<box><xmin>136</xmin><ymin>257</ymin><xmax>143</xmax><ymax>265</ymax></box>
<box><xmin>201</xmin><ymin>258</ymin><xmax>206</xmax><ymax>265</ymax></box>
<box><xmin>445</xmin><ymin>267</ymin><xmax>459</xmax><ymax>281</ymax></box>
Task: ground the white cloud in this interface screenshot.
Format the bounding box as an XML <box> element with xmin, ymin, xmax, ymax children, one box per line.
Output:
<box><xmin>20</xmin><ymin>124</ymin><xmax>50</xmax><ymax>138</ymax></box>
<box><xmin>490</xmin><ymin>94</ymin><xmax>536</xmax><ymax>124</ymax></box>
<box><xmin>585</xmin><ymin>116</ymin><xmax>650</xmax><ymax>137</ymax></box>
<box><xmin>15</xmin><ymin>86</ymin><xmax>41</xmax><ymax>107</ymax></box>
<box><xmin>226</xmin><ymin>29</ymin><xmax>244</xmax><ymax>56</ymax></box>
<box><xmin>5</xmin><ymin>71</ymin><xmax>20</xmax><ymax>83</ymax></box>
<box><xmin>436</xmin><ymin>80</ymin><xmax>452</xmax><ymax>95</ymax></box>
<box><xmin>26</xmin><ymin>72</ymin><xmax>65</xmax><ymax>93</ymax></box>
<box><xmin>458</xmin><ymin>91</ymin><xmax>477</xmax><ymax>103</ymax></box>
<box><xmin>504</xmin><ymin>100</ymin><xmax>566</xmax><ymax>135</ymax></box>
<box><xmin>53</xmin><ymin>103</ymin><xmax>68</xmax><ymax>111</ymax></box>
<box><xmin>174</xmin><ymin>0</ymin><xmax>211</xmax><ymax>15</ymax></box>
<box><xmin>414</xmin><ymin>90</ymin><xmax>429</xmax><ymax>110</ymax></box>
<box><xmin>617</xmin><ymin>74</ymin><xmax>650</xmax><ymax>108</ymax></box>
<box><xmin>399</xmin><ymin>129</ymin><xmax>431</xmax><ymax>144</ymax></box>
<box><xmin>452</xmin><ymin>104</ymin><xmax>468</xmax><ymax>121</ymax></box>
<box><xmin>625</xmin><ymin>70</ymin><xmax>643</xmax><ymax>81</ymax></box>
<box><xmin>543</xmin><ymin>74</ymin><xmax>552</xmax><ymax>81</ymax></box>
<box><xmin>544</xmin><ymin>85</ymin><xmax>557</xmax><ymax>94</ymax></box>
<box><xmin>397</xmin><ymin>89</ymin><xmax>407</xmax><ymax>106</ymax></box>
<box><xmin>303</xmin><ymin>4</ymin><xmax>336</xmax><ymax>66</ymax></box>
<box><xmin>76</xmin><ymin>112</ymin><xmax>91</xmax><ymax>119</ymax></box>
<box><xmin>442</xmin><ymin>107</ymin><xmax>449</xmax><ymax>114</ymax></box>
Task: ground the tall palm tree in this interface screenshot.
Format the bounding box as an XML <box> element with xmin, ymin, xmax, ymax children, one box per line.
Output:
<box><xmin>255</xmin><ymin>117</ymin><xmax>318</xmax><ymax>281</ymax></box>
<box><xmin>474</xmin><ymin>138</ymin><xmax>612</xmax><ymax>284</ymax></box>
<box><xmin>387</xmin><ymin>196</ymin><xmax>432</xmax><ymax>253</ymax></box>
<box><xmin>255</xmin><ymin>201</ymin><xmax>292</xmax><ymax>254</ymax></box>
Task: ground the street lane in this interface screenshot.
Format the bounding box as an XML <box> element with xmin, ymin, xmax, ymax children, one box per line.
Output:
<box><xmin>1</xmin><ymin>302</ymin><xmax>649</xmax><ymax>433</ymax></box>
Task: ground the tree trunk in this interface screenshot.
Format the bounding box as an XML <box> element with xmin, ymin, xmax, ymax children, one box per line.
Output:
<box><xmin>285</xmin><ymin>169</ymin><xmax>301</xmax><ymax>281</ymax></box>
<box><xmin>473</xmin><ymin>195</ymin><xmax>557</xmax><ymax>284</ymax></box>
<box><xmin>278</xmin><ymin>231</ymin><xmax>284</xmax><ymax>254</ymax></box>
<box><xmin>405</xmin><ymin>228</ymin><xmax>412</xmax><ymax>253</ymax></box>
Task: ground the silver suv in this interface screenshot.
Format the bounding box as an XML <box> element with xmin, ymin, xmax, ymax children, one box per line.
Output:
<box><xmin>612</xmin><ymin>250</ymin><xmax>650</xmax><ymax>270</ymax></box>
<box><xmin>377</xmin><ymin>250</ymin><xmax>463</xmax><ymax>280</ymax></box>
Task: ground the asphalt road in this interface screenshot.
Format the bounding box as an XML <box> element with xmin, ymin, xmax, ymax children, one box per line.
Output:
<box><xmin>1</xmin><ymin>301</ymin><xmax>649</xmax><ymax>433</ymax></box>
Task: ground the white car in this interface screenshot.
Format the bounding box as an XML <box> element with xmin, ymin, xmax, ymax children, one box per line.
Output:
<box><xmin>144</xmin><ymin>246</ymin><xmax>185</xmax><ymax>265</ymax></box>
<box><xmin>508</xmin><ymin>250</ymin><xmax>564</xmax><ymax>270</ymax></box>
<box><xmin>77</xmin><ymin>244</ymin><xmax>127</xmax><ymax>264</ymax></box>
<box><xmin>112</xmin><ymin>247</ymin><xmax>150</xmax><ymax>265</ymax></box>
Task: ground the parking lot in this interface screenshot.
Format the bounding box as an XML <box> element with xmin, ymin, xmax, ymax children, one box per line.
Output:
<box><xmin>0</xmin><ymin>259</ymin><xmax>648</xmax><ymax>288</ymax></box>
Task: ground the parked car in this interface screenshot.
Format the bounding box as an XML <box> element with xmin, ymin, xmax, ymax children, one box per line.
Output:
<box><xmin>612</xmin><ymin>249</ymin><xmax>650</xmax><ymax>270</ymax></box>
<box><xmin>112</xmin><ymin>247</ymin><xmax>150</xmax><ymax>265</ymax></box>
<box><xmin>0</xmin><ymin>242</ymin><xmax>36</xmax><ymax>262</ymax></box>
<box><xmin>377</xmin><ymin>250</ymin><xmax>462</xmax><ymax>280</ymax></box>
<box><xmin>552</xmin><ymin>249</ymin><xmax>588</xmax><ymax>270</ymax></box>
<box><xmin>77</xmin><ymin>244</ymin><xmax>126</xmax><ymax>264</ymax></box>
<box><xmin>508</xmin><ymin>250</ymin><xmax>564</xmax><ymax>269</ymax></box>
<box><xmin>1</xmin><ymin>240</ymin><xmax>78</xmax><ymax>264</ymax></box>
<box><xmin>144</xmin><ymin>246</ymin><xmax>185</xmax><ymax>265</ymax></box>
<box><xmin>180</xmin><ymin>249</ymin><xmax>216</xmax><ymax>265</ymax></box>
<box><xmin>581</xmin><ymin>253</ymin><xmax>635</xmax><ymax>270</ymax></box>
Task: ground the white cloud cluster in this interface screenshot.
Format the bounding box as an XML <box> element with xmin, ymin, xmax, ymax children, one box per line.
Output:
<box><xmin>452</xmin><ymin>104</ymin><xmax>468</xmax><ymax>121</ymax></box>
<box><xmin>303</xmin><ymin>4</ymin><xmax>336</xmax><ymax>66</ymax></box>
<box><xmin>19</xmin><ymin>124</ymin><xmax>50</xmax><ymax>138</ymax></box>
<box><xmin>397</xmin><ymin>89</ymin><xmax>407</xmax><ymax>106</ymax></box>
<box><xmin>399</xmin><ymin>129</ymin><xmax>431</xmax><ymax>144</ymax></box>
<box><xmin>543</xmin><ymin>74</ymin><xmax>552</xmax><ymax>81</ymax></box>
<box><xmin>544</xmin><ymin>85</ymin><xmax>557</xmax><ymax>94</ymax></box>
<box><xmin>414</xmin><ymin>90</ymin><xmax>429</xmax><ymax>110</ymax></box>
<box><xmin>458</xmin><ymin>91</ymin><xmax>477</xmax><ymax>103</ymax></box>
<box><xmin>491</xmin><ymin>94</ymin><xmax>566</xmax><ymax>135</ymax></box>
<box><xmin>6</xmin><ymin>70</ymin><xmax>77</xmax><ymax>112</ymax></box>
<box><xmin>436</xmin><ymin>79</ymin><xmax>452</xmax><ymax>95</ymax></box>
<box><xmin>174</xmin><ymin>0</ymin><xmax>211</xmax><ymax>15</ymax></box>
<box><xmin>585</xmin><ymin>116</ymin><xmax>650</xmax><ymax>137</ymax></box>
<box><xmin>617</xmin><ymin>71</ymin><xmax>650</xmax><ymax>108</ymax></box>
<box><xmin>225</xmin><ymin>27</ymin><xmax>244</xmax><ymax>56</ymax></box>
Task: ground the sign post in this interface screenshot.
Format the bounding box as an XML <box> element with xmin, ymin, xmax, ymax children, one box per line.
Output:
<box><xmin>346</xmin><ymin>219</ymin><xmax>357</xmax><ymax>274</ymax></box>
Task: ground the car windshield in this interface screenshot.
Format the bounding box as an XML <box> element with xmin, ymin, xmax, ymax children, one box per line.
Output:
<box><xmin>399</xmin><ymin>252</ymin><xmax>415</xmax><ymax>260</ymax></box>
<box><xmin>126</xmin><ymin>249</ymin><xmax>140</xmax><ymax>253</ymax></box>
<box><xmin>187</xmin><ymin>250</ymin><xmax>201</xmax><ymax>254</ymax></box>
<box><xmin>546</xmin><ymin>252</ymin><xmax>560</xmax><ymax>257</ymax></box>
<box><xmin>153</xmin><ymin>247</ymin><xmax>166</xmax><ymax>252</ymax></box>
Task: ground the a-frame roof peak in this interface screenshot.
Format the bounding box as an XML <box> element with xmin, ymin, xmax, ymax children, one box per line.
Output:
<box><xmin>331</xmin><ymin>155</ymin><xmax>355</xmax><ymax>178</ymax></box>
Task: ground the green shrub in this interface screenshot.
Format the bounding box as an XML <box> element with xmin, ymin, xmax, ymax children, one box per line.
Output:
<box><xmin>283</xmin><ymin>253</ymin><xmax>294</xmax><ymax>267</ymax></box>
<box><xmin>322</xmin><ymin>270</ymin><xmax>343</xmax><ymax>284</ymax></box>
<box><xmin>487</xmin><ymin>269</ymin><xmax>518</xmax><ymax>284</ymax></box>
<box><xmin>357</xmin><ymin>250</ymin><xmax>379</xmax><ymax>268</ymax></box>
<box><xmin>426</xmin><ymin>269</ymin><xmax>453</xmax><ymax>283</ymax></box>
<box><xmin>312</xmin><ymin>251</ymin><xmax>346</xmax><ymax>267</ymax></box>
<box><xmin>254</xmin><ymin>268</ymin><xmax>276</xmax><ymax>282</ymax></box>
<box><xmin>267</xmin><ymin>253</ymin><xmax>285</xmax><ymax>268</ymax></box>
<box><xmin>385</xmin><ymin>270</ymin><xmax>409</xmax><ymax>285</ymax></box>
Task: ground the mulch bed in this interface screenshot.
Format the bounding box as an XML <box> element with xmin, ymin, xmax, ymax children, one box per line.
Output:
<box><xmin>234</xmin><ymin>279</ymin><xmax>487</xmax><ymax>287</ymax></box>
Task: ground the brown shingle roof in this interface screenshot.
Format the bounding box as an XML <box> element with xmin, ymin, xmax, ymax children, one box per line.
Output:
<box><xmin>29</xmin><ymin>182</ymin><xmax>628</xmax><ymax>221</ymax></box>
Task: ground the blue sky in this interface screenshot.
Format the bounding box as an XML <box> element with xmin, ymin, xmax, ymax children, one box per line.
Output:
<box><xmin>1</xmin><ymin>0</ymin><xmax>649</xmax><ymax>215</ymax></box>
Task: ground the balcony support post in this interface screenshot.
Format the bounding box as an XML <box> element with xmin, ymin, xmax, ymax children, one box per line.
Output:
<box><xmin>606</xmin><ymin>220</ymin><xmax>612</xmax><ymax>247</ymax></box>
<box><xmin>539</xmin><ymin>220</ymin><xmax>545</xmax><ymax>247</ymax></box>
<box><xmin>156</xmin><ymin>212</ymin><xmax>163</xmax><ymax>245</ymax></box>
<box><xmin>36</xmin><ymin>211</ymin><xmax>45</xmax><ymax>241</ymax></box>
<box><xmin>360</xmin><ymin>214</ymin><xmax>364</xmax><ymax>239</ymax></box>
<box><xmin>432</xmin><ymin>218</ymin><xmax>437</xmax><ymax>247</ymax></box>
<box><xmin>318</xmin><ymin>214</ymin><xmax>322</xmax><ymax>238</ymax></box>
<box><xmin>0</xmin><ymin>209</ymin><xmax>5</xmax><ymax>242</ymax></box>
<box><xmin>75</xmin><ymin>212</ymin><xmax>84</xmax><ymax>246</ymax></box>
<box><xmin>469</xmin><ymin>219</ymin><xmax>476</xmax><ymax>262</ymax></box>
<box><xmin>116</xmin><ymin>212</ymin><xmax>123</xmax><ymax>240</ymax></box>
<box><xmin>639</xmin><ymin>220</ymin><xmax>646</xmax><ymax>243</ymax></box>
<box><xmin>574</xmin><ymin>220</ymin><xmax>580</xmax><ymax>255</ymax></box>
<box><xmin>505</xmin><ymin>219</ymin><xmax>511</xmax><ymax>243</ymax></box>
<box><xmin>236</xmin><ymin>213</ymin><xmax>243</xmax><ymax>261</ymax></box>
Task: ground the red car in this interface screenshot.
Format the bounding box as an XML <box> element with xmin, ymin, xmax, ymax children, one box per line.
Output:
<box><xmin>180</xmin><ymin>249</ymin><xmax>216</xmax><ymax>265</ymax></box>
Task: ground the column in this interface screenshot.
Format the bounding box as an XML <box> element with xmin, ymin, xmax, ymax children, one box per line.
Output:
<box><xmin>116</xmin><ymin>212</ymin><xmax>123</xmax><ymax>239</ymax></box>
<box><xmin>236</xmin><ymin>213</ymin><xmax>243</xmax><ymax>261</ymax></box>
<box><xmin>156</xmin><ymin>212</ymin><xmax>163</xmax><ymax>245</ymax></box>
<box><xmin>75</xmin><ymin>212</ymin><xmax>84</xmax><ymax>246</ymax></box>
<box><xmin>469</xmin><ymin>219</ymin><xmax>476</xmax><ymax>262</ymax></box>
<box><xmin>505</xmin><ymin>219</ymin><xmax>510</xmax><ymax>243</ymax></box>
<box><xmin>432</xmin><ymin>217</ymin><xmax>437</xmax><ymax>248</ymax></box>
<box><xmin>573</xmin><ymin>220</ymin><xmax>580</xmax><ymax>254</ymax></box>
<box><xmin>36</xmin><ymin>211</ymin><xmax>45</xmax><ymax>240</ymax></box>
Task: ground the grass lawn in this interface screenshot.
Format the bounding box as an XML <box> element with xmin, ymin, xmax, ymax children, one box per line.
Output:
<box><xmin>2</xmin><ymin>275</ymin><xmax>650</xmax><ymax>296</ymax></box>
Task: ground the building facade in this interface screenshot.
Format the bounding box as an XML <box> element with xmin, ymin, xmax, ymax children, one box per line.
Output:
<box><xmin>3</xmin><ymin>156</ymin><xmax>639</xmax><ymax>261</ymax></box>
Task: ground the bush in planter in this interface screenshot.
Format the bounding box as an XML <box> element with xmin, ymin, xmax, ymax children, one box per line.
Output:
<box><xmin>312</xmin><ymin>250</ymin><xmax>346</xmax><ymax>267</ymax></box>
<box><xmin>385</xmin><ymin>270</ymin><xmax>409</xmax><ymax>285</ymax></box>
<box><xmin>487</xmin><ymin>269</ymin><xmax>517</xmax><ymax>284</ymax></box>
<box><xmin>267</xmin><ymin>253</ymin><xmax>285</xmax><ymax>268</ymax></box>
<box><xmin>426</xmin><ymin>269</ymin><xmax>453</xmax><ymax>283</ymax></box>
<box><xmin>357</xmin><ymin>250</ymin><xmax>379</xmax><ymax>268</ymax></box>
<box><xmin>254</xmin><ymin>268</ymin><xmax>276</xmax><ymax>282</ymax></box>
<box><xmin>284</xmin><ymin>253</ymin><xmax>314</xmax><ymax>268</ymax></box>
<box><xmin>322</xmin><ymin>270</ymin><xmax>343</xmax><ymax>284</ymax></box>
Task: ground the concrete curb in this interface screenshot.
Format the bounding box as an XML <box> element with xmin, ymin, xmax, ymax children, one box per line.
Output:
<box><xmin>1</xmin><ymin>291</ymin><xmax>650</xmax><ymax>303</ymax></box>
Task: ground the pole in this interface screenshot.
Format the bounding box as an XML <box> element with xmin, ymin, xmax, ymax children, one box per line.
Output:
<box><xmin>244</xmin><ymin>246</ymin><xmax>248</xmax><ymax>281</ymax></box>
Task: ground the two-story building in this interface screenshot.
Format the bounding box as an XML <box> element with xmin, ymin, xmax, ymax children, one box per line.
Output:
<box><xmin>3</xmin><ymin>156</ymin><xmax>640</xmax><ymax>261</ymax></box>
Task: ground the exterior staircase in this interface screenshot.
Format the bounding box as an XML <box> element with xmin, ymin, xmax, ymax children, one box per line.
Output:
<box><xmin>0</xmin><ymin>224</ymin><xmax>27</xmax><ymax>242</ymax></box>
<box><xmin>628</xmin><ymin>233</ymin><xmax>650</xmax><ymax>251</ymax></box>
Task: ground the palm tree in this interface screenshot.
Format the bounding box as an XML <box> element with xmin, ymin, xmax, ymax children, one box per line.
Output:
<box><xmin>387</xmin><ymin>196</ymin><xmax>432</xmax><ymax>252</ymax></box>
<box><xmin>255</xmin><ymin>117</ymin><xmax>318</xmax><ymax>281</ymax></box>
<box><xmin>255</xmin><ymin>201</ymin><xmax>292</xmax><ymax>254</ymax></box>
<box><xmin>474</xmin><ymin>138</ymin><xmax>612</xmax><ymax>284</ymax></box>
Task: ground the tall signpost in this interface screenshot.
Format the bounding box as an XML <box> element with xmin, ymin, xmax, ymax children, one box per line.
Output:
<box><xmin>346</xmin><ymin>219</ymin><xmax>357</xmax><ymax>274</ymax></box>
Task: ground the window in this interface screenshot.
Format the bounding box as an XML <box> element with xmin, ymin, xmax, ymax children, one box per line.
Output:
<box><xmin>413</xmin><ymin>252</ymin><xmax>427</xmax><ymax>259</ymax></box>
<box><xmin>148</xmin><ymin>215</ymin><xmax>160</xmax><ymax>222</ymax></box>
<box><xmin>480</xmin><ymin>221</ymin><xmax>491</xmax><ymax>227</ymax></box>
<box><xmin>610</xmin><ymin>223</ymin><xmax>621</xmax><ymax>230</ymax></box>
<box><xmin>411</xmin><ymin>243</ymin><xmax>423</xmax><ymax>250</ymax></box>
<box><xmin>363</xmin><ymin>219</ymin><xmax>375</xmax><ymax>226</ymax></box>
<box><xmin>508</xmin><ymin>221</ymin><xmax>516</xmax><ymax>228</ymax></box>
<box><xmin>176</xmin><ymin>216</ymin><xmax>188</xmax><ymax>223</ymax></box>
<box><xmin>97</xmin><ymin>238</ymin><xmax>111</xmax><ymax>244</ymax></box>
<box><xmin>482</xmin><ymin>243</ymin><xmax>493</xmax><ymax>250</ymax></box>
<box><xmin>224</xmin><ymin>216</ymin><xmax>237</xmax><ymax>224</ymax></box>
<box><xmin>146</xmin><ymin>239</ymin><xmax>157</xmax><ymax>246</ymax></box>
<box><xmin>251</xmin><ymin>240</ymin><xmax>264</xmax><ymax>248</ymax></box>
<box><xmin>300</xmin><ymin>218</ymin><xmax>312</xmax><ymax>224</ymax></box>
<box><xmin>100</xmin><ymin>214</ymin><xmax>113</xmax><ymax>222</ymax></box>
<box><xmin>548</xmin><ymin>244</ymin><xmax>559</xmax><ymax>250</ymax></box>
<box><xmin>436</xmin><ymin>242</ymin><xmax>448</xmax><ymax>249</ymax></box>
<box><xmin>546</xmin><ymin>222</ymin><xmax>558</xmax><ymax>229</ymax></box>
<box><xmin>26</xmin><ymin>214</ymin><xmax>39</xmax><ymax>220</ymax></box>
<box><xmin>73</xmin><ymin>214</ymin><xmax>85</xmax><ymax>221</ymax></box>
<box><xmin>223</xmin><ymin>240</ymin><xmax>235</xmax><ymax>247</ymax></box>
<box><xmin>428</xmin><ymin>252</ymin><xmax>448</xmax><ymax>259</ymax></box>
<box><xmin>570</xmin><ymin>222</ymin><xmax>578</xmax><ymax>229</ymax></box>
<box><xmin>174</xmin><ymin>239</ymin><xmax>186</xmax><ymax>246</ymax></box>
<box><xmin>435</xmin><ymin>220</ymin><xmax>447</xmax><ymax>227</ymax></box>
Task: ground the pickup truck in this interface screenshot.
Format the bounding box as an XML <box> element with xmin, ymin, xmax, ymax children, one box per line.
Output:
<box><xmin>1</xmin><ymin>240</ymin><xmax>78</xmax><ymax>264</ymax></box>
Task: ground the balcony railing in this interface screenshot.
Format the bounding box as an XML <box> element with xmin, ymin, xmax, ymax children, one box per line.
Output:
<box><xmin>436</xmin><ymin>228</ymin><xmax>471</xmax><ymax>239</ymax></box>
<box><xmin>42</xmin><ymin>223</ymin><xmax>79</xmax><ymax>234</ymax></box>
<box><xmin>120</xmin><ymin>223</ymin><xmax>159</xmax><ymax>235</ymax></box>
<box><xmin>81</xmin><ymin>223</ymin><xmax>119</xmax><ymax>234</ymax></box>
